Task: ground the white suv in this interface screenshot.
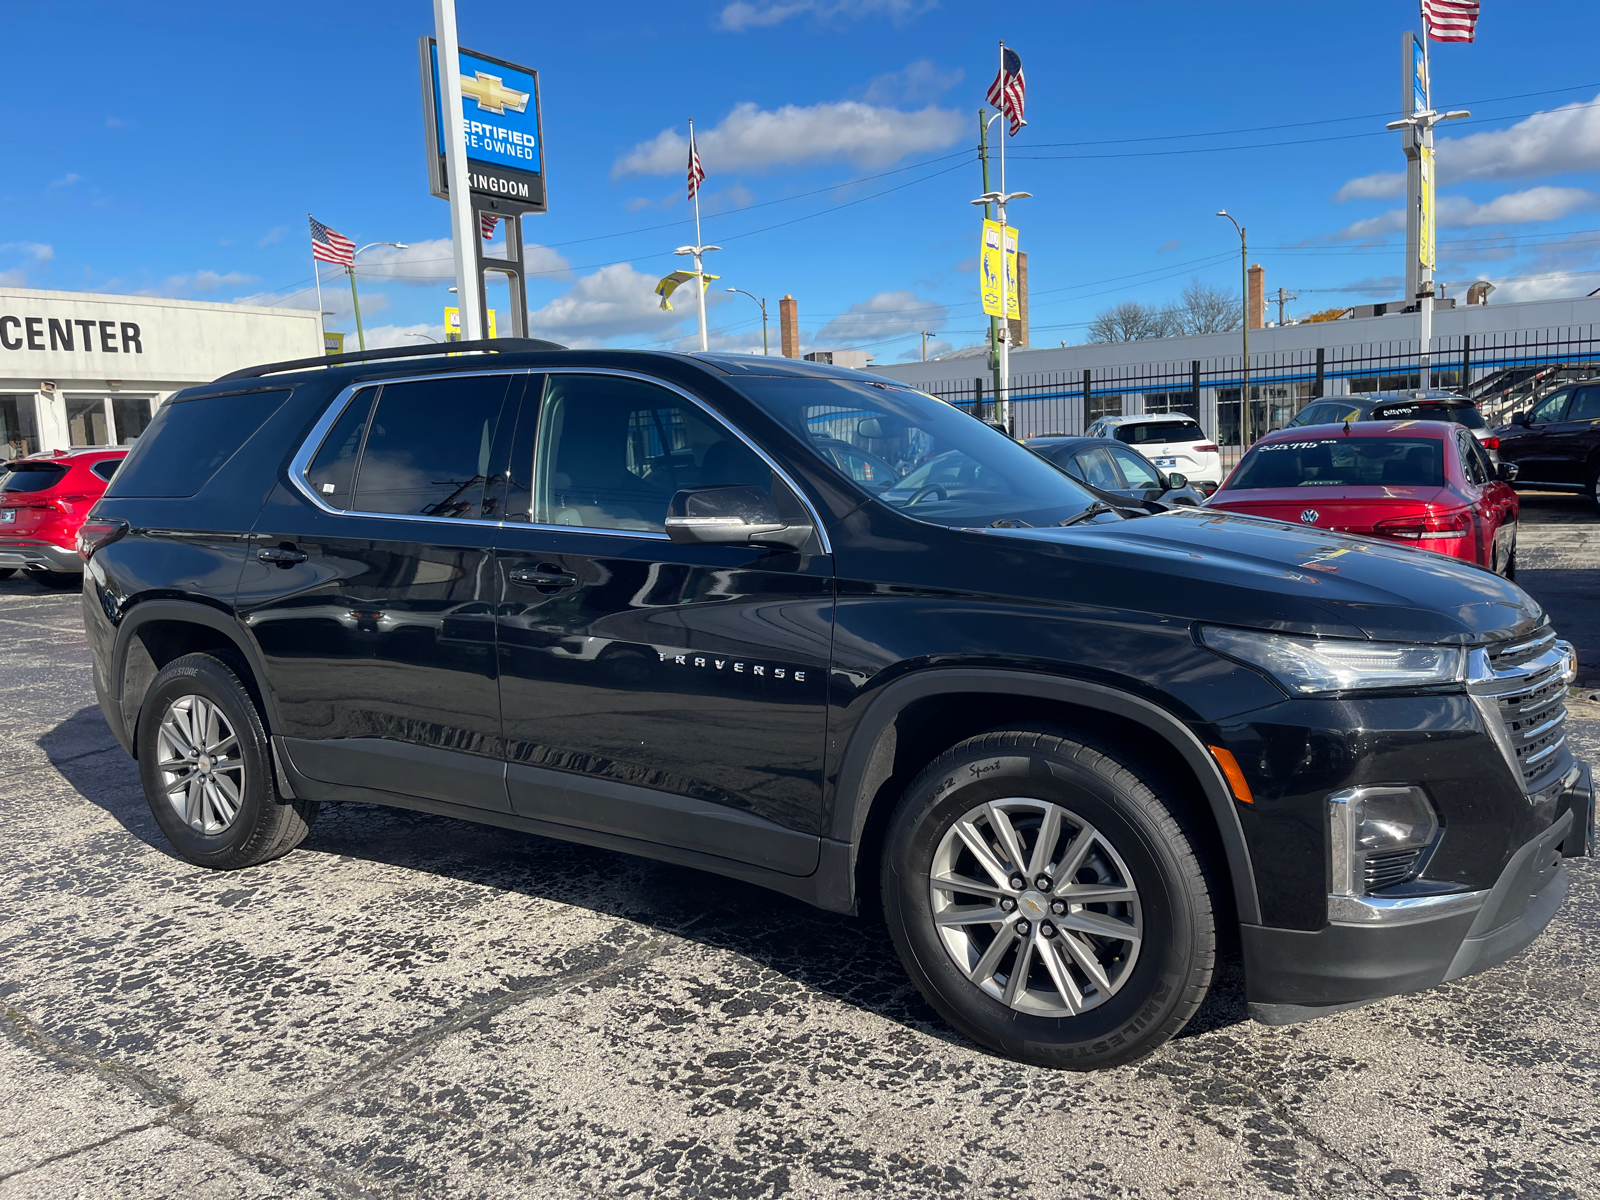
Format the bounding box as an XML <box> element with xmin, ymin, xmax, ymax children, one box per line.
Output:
<box><xmin>1084</xmin><ymin>414</ymin><xmax>1223</xmax><ymax>494</ymax></box>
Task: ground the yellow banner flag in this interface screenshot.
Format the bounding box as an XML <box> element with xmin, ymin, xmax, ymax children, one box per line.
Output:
<box><xmin>1418</xmin><ymin>145</ymin><xmax>1436</xmax><ymax>271</ymax></box>
<box><xmin>979</xmin><ymin>219</ymin><xmax>1021</xmax><ymax>319</ymax></box>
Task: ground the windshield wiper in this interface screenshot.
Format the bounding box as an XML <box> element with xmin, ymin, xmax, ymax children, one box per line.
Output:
<box><xmin>1057</xmin><ymin>503</ymin><xmax>1118</xmax><ymax>528</ymax></box>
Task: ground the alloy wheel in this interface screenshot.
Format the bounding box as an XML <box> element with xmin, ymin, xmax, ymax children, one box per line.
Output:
<box><xmin>929</xmin><ymin>797</ymin><xmax>1143</xmax><ymax>1017</ymax></box>
<box><xmin>155</xmin><ymin>694</ymin><xmax>246</xmax><ymax>834</ymax></box>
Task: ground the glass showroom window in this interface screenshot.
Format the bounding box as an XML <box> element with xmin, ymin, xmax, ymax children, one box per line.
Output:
<box><xmin>0</xmin><ymin>395</ymin><xmax>40</xmax><ymax>458</ymax></box>
<box><xmin>65</xmin><ymin>395</ymin><xmax>154</xmax><ymax>447</ymax></box>
<box><xmin>113</xmin><ymin>397</ymin><xmax>153</xmax><ymax>444</ymax></box>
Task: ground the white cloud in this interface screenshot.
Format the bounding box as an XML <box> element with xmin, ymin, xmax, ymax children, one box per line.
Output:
<box><xmin>897</xmin><ymin>337</ymin><xmax>951</xmax><ymax>361</ymax></box>
<box><xmin>526</xmin><ymin>262</ymin><xmax>700</xmax><ymax>347</ymax></box>
<box><xmin>1332</xmin><ymin>186</ymin><xmax>1599</xmax><ymax>241</ymax></box>
<box><xmin>1334</xmin><ymin>172</ymin><xmax>1405</xmax><ymax>202</ymax></box>
<box><xmin>718</xmin><ymin>0</ymin><xmax>933</xmax><ymax>31</ymax></box>
<box><xmin>47</xmin><ymin>173</ymin><xmax>82</xmax><ymax>189</ymax></box>
<box><xmin>614</xmin><ymin>100</ymin><xmax>963</xmax><ymax>176</ymax></box>
<box><xmin>1486</xmin><ymin>271</ymin><xmax>1600</xmax><ymax>303</ymax></box>
<box><xmin>0</xmin><ymin>242</ymin><xmax>54</xmax><ymax>265</ymax></box>
<box><xmin>257</xmin><ymin>226</ymin><xmax>288</xmax><ymax>248</ymax></box>
<box><xmin>814</xmin><ymin>289</ymin><xmax>946</xmax><ymax>345</ymax></box>
<box><xmin>352</xmin><ymin>237</ymin><xmax>569</xmax><ymax>285</ymax></box>
<box><xmin>1157</xmin><ymin>239</ymin><xmax>1182</xmax><ymax>254</ymax></box>
<box><xmin>860</xmin><ymin>60</ymin><xmax>962</xmax><ymax>106</ymax></box>
<box><xmin>348</xmin><ymin>323</ymin><xmax>448</xmax><ymax>349</ymax></box>
<box><xmin>1439</xmin><ymin>92</ymin><xmax>1600</xmax><ymax>182</ymax></box>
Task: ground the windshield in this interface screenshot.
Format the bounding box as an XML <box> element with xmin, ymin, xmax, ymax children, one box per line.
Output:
<box><xmin>1228</xmin><ymin>436</ymin><xmax>1445</xmax><ymax>489</ymax></box>
<box><xmin>1114</xmin><ymin>420</ymin><xmax>1203</xmax><ymax>445</ymax></box>
<box><xmin>730</xmin><ymin>377</ymin><xmax>1103</xmax><ymax>527</ymax></box>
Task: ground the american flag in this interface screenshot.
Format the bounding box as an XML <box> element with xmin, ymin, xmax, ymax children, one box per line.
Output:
<box><xmin>986</xmin><ymin>46</ymin><xmax>1026</xmax><ymax>136</ymax></box>
<box><xmin>1423</xmin><ymin>0</ymin><xmax>1480</xmax><ymax>43</ymax></box>
<box><xmin>480</xmin><ymin>213</ymin><xmax>499</xmax><ymax>240</ymax></box>
<box><xmin>309</xmin><ymin>216</ymin><xmax>354</xmax><ymax>267</ymax></box>
<box><xmin>687</xmin><ymin>121</ymin><xmax>705</xmax><ymax>201</ymax></box>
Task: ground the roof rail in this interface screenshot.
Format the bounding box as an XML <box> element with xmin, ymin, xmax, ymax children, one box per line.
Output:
<box><xmin>214</xmin><ymin>336</ymin><xmax>567</xmax><ymax>383</ymax></box>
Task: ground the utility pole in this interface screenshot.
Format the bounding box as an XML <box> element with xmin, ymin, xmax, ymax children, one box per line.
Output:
<box><xmin>1275</xmin><ymin>286</ymin><xmax>1297</xmax><ymax>326</ymax></box>
<box><xmin>920</xmin><ymin>330</ymin><xmax>936</xmax><ymax>362</ymax></box>
<box><xmin>1217</xmin><ymin>211</ymin><xmax>1250</xmax><ymax>447</ymax></box>
<box><xmin>978</xmin><ymin>110</ymin><xmax>1000</xmax><ymax>420</ymax></box>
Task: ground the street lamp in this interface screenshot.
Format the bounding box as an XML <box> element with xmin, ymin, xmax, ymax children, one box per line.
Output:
<box><xmin>404</xmin><ymin>332</ymin><xmax>439</xmax><ymax>343</ymax></box>
<box><xmin>674</xmin><ymin>243</ymin><xmax>722</xmax><ymax>352</ymax></box>
<box><xmin>346</xmin><ymin>241</ymin><xmax>408</xmax><ymax>352</ymax></box>
<box><xmin>970</xmin><ymin>188</ymin><xmax>1031</xmax><ymax>432</ymax></box>
<box><xmin>725</xmin><ymin>288</ymin><xmax>769</xmax><ymax>355</ymax></box>
<box><xmin>1216</xmin><ymin>211</ymin><xmax>1250</xmax><ymax>448</ymax></box>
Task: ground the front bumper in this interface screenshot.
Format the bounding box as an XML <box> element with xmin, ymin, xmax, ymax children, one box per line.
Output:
<box><xmin>0</xmin><ymin>539</ymin><xmax>80</xmax><ymax>572</ymax></box>
<box><xmin>1243</xmin><ymin>759</ymin><xmax>1592</xmax><ymax>1024</ymax></box>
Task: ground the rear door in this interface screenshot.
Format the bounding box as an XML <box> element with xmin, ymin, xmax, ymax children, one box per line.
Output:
<box><xmin>491</xmin><ymin>370</ymin><xmax>833</xmax><ymax>873</ymax></box>
<box><xmin>238</xmin><ymin>372</ymin><xmax>519</xmax><ymax>811</ymax></box>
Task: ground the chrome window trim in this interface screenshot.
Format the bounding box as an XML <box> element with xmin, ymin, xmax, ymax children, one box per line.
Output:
<box><xmin>286</xmin><ymin>366</ymin><xmax>831</xmax><ymax>553</ymax></box>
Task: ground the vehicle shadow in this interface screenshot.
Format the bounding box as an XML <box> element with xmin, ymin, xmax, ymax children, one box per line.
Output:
<box><xmin>38</xmin><ymin>704</ymin><xmax>1251</xmax><ymax>1053</ymax></box>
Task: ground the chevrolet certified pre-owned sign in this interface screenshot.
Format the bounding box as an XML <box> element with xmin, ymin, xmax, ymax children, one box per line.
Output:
<box><xmin>420</xmin><ymin>39</ymin><xmax>546</xmax><ymax>214</ymax></box>
<box><xmin>0</xmin><ymin>312</ymin><xmax>143</xmax><ymax>354</ymax></box>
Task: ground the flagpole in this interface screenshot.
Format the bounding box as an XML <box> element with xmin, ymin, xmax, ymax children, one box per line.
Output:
<box><xmin>310</xmin><ymin>214</ymin><xmax>326</xmax><ymax>352</ymax></box>
<box><xmin>996</xmin><ymin>41</ymin><xmax>1012</xmax><ymax>434</ymax></box>
<box><xmin>691</xmin><ymin>119</ymin><xmax>709</xmax><ymax>353</ymax></box>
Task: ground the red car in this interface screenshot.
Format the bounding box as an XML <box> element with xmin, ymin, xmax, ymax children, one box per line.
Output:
<box><xmin>0</xmin><ymin>448</ymin><xmax>128</xmax><ymax>588</ymax></box>
<box><xmin>1206</xmin><ymin>420</ymin><xmax>1520</xmax><ymax>576</ymax></box>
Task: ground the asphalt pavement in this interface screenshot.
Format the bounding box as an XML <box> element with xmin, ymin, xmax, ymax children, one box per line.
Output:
<box><xmin>2</xmin><ymin>497</ymin><xmax>1598</xmax><ymax>1200</ymax></box>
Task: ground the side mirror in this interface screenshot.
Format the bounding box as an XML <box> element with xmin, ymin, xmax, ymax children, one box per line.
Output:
<box><xmin>1166</xmin><ymin>472</ymin><xmax>1188</xmax><ymax>489</ymax></box>
<box><xmin>665</xmin><ymin>485</ymin><xmax>812</xmax><ymax>550</ymax></box>
<box><xmin>1511</xmin><ymin>411</ymin><xmax>1529</xmax><ymax>426</ymax></box>
<box><xmin>1496</xmin><ymin>461</ymin><xmax>1519</xmax><ymax>483</ymax></box>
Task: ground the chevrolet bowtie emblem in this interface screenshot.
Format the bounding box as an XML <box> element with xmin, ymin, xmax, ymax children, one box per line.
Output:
<box><xmin>459</xmin><ymin>71</ymin><xmax>529</xmax><ymax>116</ymax></box>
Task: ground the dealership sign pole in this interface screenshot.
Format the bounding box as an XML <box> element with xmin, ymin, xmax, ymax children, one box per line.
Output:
<box><xmin>433</xmin><ymin>0</ymin><xmax>483</xmax><ymax>342</ymax></box>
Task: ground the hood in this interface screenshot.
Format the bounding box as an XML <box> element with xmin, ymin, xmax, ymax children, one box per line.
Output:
<box><xmin>985</xmin><ymin>506</ymin><xmax>1538</xmax><ymax>645</ymax></box>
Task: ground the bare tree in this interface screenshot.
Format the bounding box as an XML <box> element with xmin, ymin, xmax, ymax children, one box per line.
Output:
<box><xmin>1170</xmin><ymin>278</ymin><xmax>1242</xmax><ymax>335</ymax></box>
<box><xmin>1087</xmin><ymin>300</ymin><xmax>1168</xmax><ymax>343</ymax></box>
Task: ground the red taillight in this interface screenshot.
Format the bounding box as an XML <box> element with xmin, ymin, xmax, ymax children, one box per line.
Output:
<box><xmin>1195</xmin><ymin>444</ymin><xmax>1219</xmax><ymax>453</ymax></box>
<box><xmin>1482</xmin><ymin>436</ymin><xmax>1499</xmax><ymax>450</ymax></box>
<box><xmin>1372</xmin><ymin>510</ymin><xmax>1471</xmax><ymax>541</ymax></box>
<box><xmin>76</xmin><ymin>518</ymin><xmax>128</xmax><ymax>563</ymax></box>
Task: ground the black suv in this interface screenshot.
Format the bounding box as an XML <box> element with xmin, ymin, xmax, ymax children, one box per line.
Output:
<box><xmin>1497</xmin><ymin>380</ymin><xmax>1600</xmax><ymax>508</ymax></box>
<box><xmin>81</xmin><ymin>342</ymin><xmax>1593</xmax><ymax>1069</ymax></box>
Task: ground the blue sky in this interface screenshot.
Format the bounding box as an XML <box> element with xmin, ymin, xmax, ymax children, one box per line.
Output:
<box><xmin>4</xmin><ymin>0</ymin><xmax>1600</xmax><ymax>363</ymax></box>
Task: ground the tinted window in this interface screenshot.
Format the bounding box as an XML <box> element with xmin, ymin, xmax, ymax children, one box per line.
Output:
<box><xmin>1458</xmin><ymin>431</ymin><xmax>1487</xmax><ymax>485</ymax></box>
<box><xmin>1371</xmin><ymin>401</ymin><xmax>1486</xmax><ymax>430</ymax></box>
<box><xmin>91</xmin><ymin>459</ymin><xmax>121</xmax><ymax>481</ymax></box>
<box><xmin>1527</xmin><ymin>391</ymin><xmax>1569</xmax><ymax>424</ymax></box>
<box><xmin>1114</xmin><ymin>420</ymin><xmax>1203</xmax><ymax>446</ymax></box>
<box><xmin>1</xmin><ymin>464</ymin><xmax>68</xmax><ymax>493</ymax></box>
<box><xmin>531</xmin><ymin>374</ymin><xmax>768</xmax><ymax>532</ymax></box>
<box><xmin>350</xmin><ymin>377</ymin><xmax>510</xmax><ymax>518</ymax></box>
<box><xmin>1568</xmin><ymin>385</ymin><xmax>1600</xmax><ymax>422</ymax></box>
<box><xmin>1110</xmin><ymin>445</ymin><xmax>1162</xmax><ymax>488</ymax></box>
<box><xmin>1076</xmin><ymin>447</ymin><xmax>1122</xmax><ymax>490</ymax></box>
<box><xmin>1229</xmin><ymin>436</ymin><xmax>1445</xmax><ymax>489</ymax></box>
<box><xmin>734</xmin><ymin>376</ymin><xmax>1100</xmax><ymax>528</ymax></box>
<box><xmin>306</xmin><ymin>388</ymin><xmax>378</xmax><ymax>509</ymax></box>
<box><xmin>107</xmin><ymin>390</ymin><xmax>291</xmax><ymax>498</ymax></box>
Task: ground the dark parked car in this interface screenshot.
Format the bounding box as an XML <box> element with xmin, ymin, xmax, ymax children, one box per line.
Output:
<box><xmin>1288</xmin><ymin>391</ymin><xmax>1498</xmax><ymax>460</ymax></box>
<box><xmin>1496</xmin><ymin>380</ymin><xmax>1600</xmax><ymax>508</ymax></box>
<box><xmin>82</xmin><ymin>341</ymin><xmax>1592</xmax><ymax>1070</ymax></box>
<box><xmin>1026</xmin><ymin>436</ymin><xmax>1209</xmax><ymax>509</ymax></box>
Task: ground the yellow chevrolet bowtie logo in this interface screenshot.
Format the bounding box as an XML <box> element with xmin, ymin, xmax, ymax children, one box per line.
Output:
<box><xmin>459</xmin><ymin>71</ymin><xmax>529</xmax><ymax>116</ymax></box>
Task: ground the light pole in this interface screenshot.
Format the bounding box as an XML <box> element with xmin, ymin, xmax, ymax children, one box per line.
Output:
<box><xmin>404</xmin><ymin>332</ymin><xmax>439</xmax><ymax>343</ymax></box>
<box><xmin>348</xmin><ymin>241</ymin><xmax>408</xmax><ymax>352</ymax></box>
<box><xmin>1216</xmin><ymin>211</ymin><xmax>1249</xmax><ymax>447</ymax></box>
<box><xmin>675</xmin><ymin>243</ymin><xmax>721</xmax><ymax>352</ymax></box>
<box><xmin>725</xmin><ymin>288</ymin><xmax>769</xmax><ymax>355</ymax></box>
<box><xmin>971</xmin><ymin>187</ymin><xmax>1031</xmax><ymax>433</ymax></box>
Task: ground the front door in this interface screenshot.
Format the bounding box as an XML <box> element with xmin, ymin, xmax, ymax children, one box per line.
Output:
<box><xmin>1508</xmin><ymin>388</ymin><xmax>1572</xmax><ymax>484</ymax></box>
<box><xmin>492</xmin><ymin>371</ymin><xmax>834</xmax><ymax>871</ymax></box>
<box><xmin>238</xmin><ymin>372</ymin><xmax>519</xmax><ymax>811</ymax></box>
<box><xmin>1545</xmin><ymin>383</ymin><xmax>1600</xmax><ymax>485</ymax></box>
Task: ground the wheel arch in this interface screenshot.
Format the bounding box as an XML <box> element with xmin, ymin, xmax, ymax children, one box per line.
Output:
<box><xmin>830</xmin><ymin>669</ymin><xmax>1262</xmax><ymax>925</ymax></box>
<box><xmin>112</xmin><ymin>600</ymin><xmax>279</xmax><ymax>758</ymax></box>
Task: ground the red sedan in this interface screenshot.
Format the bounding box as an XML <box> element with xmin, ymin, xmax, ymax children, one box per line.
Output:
<box><xmin>1206</xmin><ymin>420</ymin><xmax>1520</xmax><ymax>576</ymax></box>
<box><xmin>0</xmin><ymin>448</ymin><xmax>128</xmax><ymax>588</ymax></box>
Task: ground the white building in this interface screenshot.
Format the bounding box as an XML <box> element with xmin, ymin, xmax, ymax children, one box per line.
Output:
<box><xmin>1</xmin><ymin>288</ymin><xmax>322</xmax><ymax>458</ymax></box>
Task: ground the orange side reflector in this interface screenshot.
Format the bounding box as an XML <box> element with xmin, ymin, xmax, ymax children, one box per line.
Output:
<box><xmin>1208</xmin><ymin>745</ymin><xmax>1254</xmax><ymax>804</ymax></box>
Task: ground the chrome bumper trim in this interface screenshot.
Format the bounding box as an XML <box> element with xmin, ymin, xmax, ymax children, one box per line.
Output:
<box><xmin>1328</xmin><ymin>889</ymin><xmax>1488</xmax><ymax>927</ymax></box>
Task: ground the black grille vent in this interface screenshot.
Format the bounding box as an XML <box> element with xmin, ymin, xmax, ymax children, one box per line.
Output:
<box><xmin>1365</xmin><ymin>849</ymin><xmax>1422</xmax><ymax>890</ymax></box>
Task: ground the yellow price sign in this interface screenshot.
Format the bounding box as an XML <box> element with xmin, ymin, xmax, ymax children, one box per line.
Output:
<box><xmin>444</xmin><ymin>307</ymin><xmax>498</xmax><ymax>341</ymax></box>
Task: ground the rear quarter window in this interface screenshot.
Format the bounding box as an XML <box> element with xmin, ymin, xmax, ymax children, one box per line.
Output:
<box><xmin>105</xmin><ymin>389</ymin><xmax>292</xmax><ymax>498</ymax></box>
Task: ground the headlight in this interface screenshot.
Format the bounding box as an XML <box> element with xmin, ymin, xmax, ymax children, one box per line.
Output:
<box><xmin>1199</xmin><ymin>626</ymin><xmax>1465</xmax><ymax>694</ymax></box>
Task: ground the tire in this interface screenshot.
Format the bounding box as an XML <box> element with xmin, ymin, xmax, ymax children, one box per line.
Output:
<box><xmin>135</xmin><ymin>653</ymin><xmax>318</xmax><ymax>869</ymax></box>
<box><xmin>1586</xmin><ymin>463</ymin><xmax>1600</xmax><ymax>513</ymax></box>
<box><xmin>24</xmin><ymin>568</ymin><xmax>80</xmax><ymax>590</ymax></box>
<box><xmin>881</xmin><ymin>730</ymin><xmax>1216</xmax><ymax>1070</ymax></box>
<box><xmin>1503</xmin><ymin>544</ymin><xmax>1517</xmax><ymax>581</ymax></box>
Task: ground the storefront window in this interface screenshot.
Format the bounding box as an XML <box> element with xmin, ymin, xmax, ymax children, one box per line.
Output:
<box><xmin>67</xmin><ymin>396</ymin><xmax>110</xmax><ymax>446</ymax></box>
<box><xmin>0</xmin><ymin>396</ymin><xmax>40</xmax><ymax>458</ymax></box>
<box><xmin>112</xmin><ymin>397</ymin><xmax>153</xmax><ymax>444</ymax></box>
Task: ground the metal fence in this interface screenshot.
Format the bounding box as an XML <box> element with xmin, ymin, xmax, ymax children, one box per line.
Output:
<box><xmin>911</xmin><ymin>324</ymin><xmax>1600</xmax><ymax>470</ymax></box>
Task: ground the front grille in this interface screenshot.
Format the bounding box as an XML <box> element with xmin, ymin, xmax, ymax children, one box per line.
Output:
<box><xmin>1481</xmin><ymin>630</ymin><xmax>1571</xmax><ymax>788</ymax></box>
<box><xmin>1365</xmin><ymin>848</ymin><xmax>1422</xmax><ymax>890</ymax></box>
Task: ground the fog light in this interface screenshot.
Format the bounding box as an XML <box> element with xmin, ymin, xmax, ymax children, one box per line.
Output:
<box><xmin>1328</xmin><ymin>786</ymin><xmax>1438</xmax><ymax>896</ymax></box>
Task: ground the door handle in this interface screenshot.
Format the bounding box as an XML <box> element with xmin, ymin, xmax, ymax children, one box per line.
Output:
<box><xmin>257</xmin><ymin>546</ymin><xmax>308</xmax><ymax>566</ymax></box>
<box><xmin>509</xmin><ymin>565</ymin><xmax>578</xmax><ymax>592</ymax></box>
